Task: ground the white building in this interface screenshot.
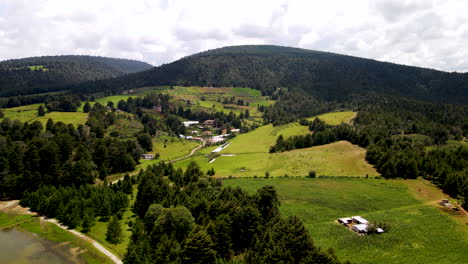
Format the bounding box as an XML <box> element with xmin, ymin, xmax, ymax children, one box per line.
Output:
<box><xmin>352</xmin><ymin>224</ymin><xmax>368</xmax><ymax>234</ymax></box>
<box><xmin>182</xmin><ymin>121</ymin><xmax>199</xmax><ymax>127</ymax></box>
<box><xmin>352</xmin><ymin>216</ymin><xmax>369</xmax><ymax>225</ymax></box>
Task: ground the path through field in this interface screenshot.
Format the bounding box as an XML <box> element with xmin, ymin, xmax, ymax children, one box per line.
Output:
<box><xmin>112</xmin><ymin>142</ymin><xmax>204</xmax><ymax>184</ymax></box>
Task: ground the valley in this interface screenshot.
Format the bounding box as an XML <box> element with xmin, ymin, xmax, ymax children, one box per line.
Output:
<box><xmin>0</xmin><ymin>45</ymin><xmax>466</xmax><ymax>264</ymax></box>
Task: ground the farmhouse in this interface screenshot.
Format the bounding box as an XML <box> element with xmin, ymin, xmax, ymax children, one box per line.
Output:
<box><xmin>338</xmin><ymin>217</ymin><xmax>352</xmax><ymax>225</ymax></box>
<box><xmin>182</xmin><ymin>121</ymin><xmax>199</xmax><ymax>127</ymax></box>
<box><xmin>153</xmin><ymin>105</ymin><xmax>162</xmax><ymax>112</ymax></box>
<box><xmin>202</xmin><ymin>120</ymin><xmax>215</xmax><ymax>127</ymax></box>
<box><xmin>352</xmin><ymin>224</ymin><xmax>368</xmax><ymax>234</ymax></box>
<box><xmin>142</xmin><ymin>154</ymin><xmax>155</xmax><ymax>160</ymax></box>
<box><xmin>352</xmin><ymin>216</ymin><xmax>369</xmax><ymax>225</ymax></box>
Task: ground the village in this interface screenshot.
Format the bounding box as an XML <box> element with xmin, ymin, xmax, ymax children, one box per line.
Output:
<box><xmin>179</xmin><ymin>120</ymin><xmax>240</xmax><ymax>144</ymax></box>
<box><xmin>142</xmin><ymin>119</ymin><xmax>240</xmax><ymax>160</ymax></box>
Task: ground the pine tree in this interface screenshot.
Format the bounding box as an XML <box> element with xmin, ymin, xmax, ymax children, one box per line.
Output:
<box><xmin>37</xmin><ymin>105</ymin><xmax>46</xmax><ymax>116</ymax></box>
<box><xmin>83</xmin><ymin>102</ymin><xmax>91</xmax><ymax>113</ymax></box>
<box><xmin>106</xmin><ymin>216</ymin><xmax>123</xmax><ymax>244</ymax></box>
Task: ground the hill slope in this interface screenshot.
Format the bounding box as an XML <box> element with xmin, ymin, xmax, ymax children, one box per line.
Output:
<box><xmin>74</xmin><ymin>45</ymin><xmax>467</xmax><ymax>104</ymax></box>
<box><xmin>0</xmin><ymin>55</ymin><xmax>153</xmax><ymax>96</ymax></box>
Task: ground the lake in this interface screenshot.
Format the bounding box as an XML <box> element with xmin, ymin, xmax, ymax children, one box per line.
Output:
<box><xmin>0</xmin><ymin>227</ymin><xmax>83</xmax><ymax>264</ymax></box>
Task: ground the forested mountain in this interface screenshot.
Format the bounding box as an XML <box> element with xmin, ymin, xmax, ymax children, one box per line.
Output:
<box><xmin>0</xmin><ymin>55</ymin><xmax>153</xmax><ymax>96</ymax></box>
<box><xmin>73</xmin><ymin>45</ymin><xmax>467</xmax><ymax>104</ymax></box>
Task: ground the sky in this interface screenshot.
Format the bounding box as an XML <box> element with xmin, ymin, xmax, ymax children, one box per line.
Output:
<box><xmin>0</xmin><ymin>0</ymin><xmax>467</xmax><ymax>72</ymax></box>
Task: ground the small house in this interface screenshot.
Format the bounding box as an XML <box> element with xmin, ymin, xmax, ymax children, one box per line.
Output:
<box><xmin>191</xmin><ymin>130</ymin><xmax>199</xmax><ymax>134</ymax></box>
<box><xmin>376</xmin><ymin>228</ymin><xmax>384</xmax><ymax>234</ymax></box>
<box><xmin>186</xmin><ymin>136</ymin><xmax>193</xmax><ymax>140</ymax></box>
<box><xmin>153</xmin><ymin>106</ymin><xmax>162</xmax><ymax>112</ymax></box>
<box><xmin>352</xmin><ymin>224</ymin><xmax>368</xmax><ymax>234</ymax></box>
<box><xmin>230</xmin><ymin>128</ymin><xmax>240</xmax><ymax>133</ymax></box>
<box><xmin>142</xmin><ymin>154</ymin><xmax>155</xmax><ymax>160</ymax></box>
<box><xmin>202</xmin><ymin>120</ymin><xmax>215</xmax><ymax>127</ymax></box>
<box><xmin>203</xmin><ymin>131</ymin><xmax>212</xmax><ymax>136</ymax></box>
<box><xmin>338</xmin><ymin>217</ymin><xmax>352</xmax><ymax>225</ymax></box>
<box><xmin>442</xmin><ymin>199</ymin><xmax>449</xmax><ymax>204</ymax></box>
<box><xmin>352</xmin><ymin>216</ymin><xmax>369</xmax><ymax>225</ymax></box>
<box><xmin>193</xmin><ymin>137</ymin><xmax>203</xmax><ymax>142</ymax></box>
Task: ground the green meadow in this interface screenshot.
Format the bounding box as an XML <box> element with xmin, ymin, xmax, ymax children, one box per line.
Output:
<box><xmin>308</xmin><ymin>111</ymin><xmax>357</xmax><ymax>125</ymax></box>
<box><xmin>224</xmin><ymin>178</ymin><xmax>468</xmax><ymax>264</ymax></box>
<box><xmin>1</xmin><ymin>104</ymin><xmax>88</xmax><ymax>127</ymax></box>
<box><xmin>174</xmin><ymin>123</ymin><xmax>378</xmax><ymax>177</ymax></box>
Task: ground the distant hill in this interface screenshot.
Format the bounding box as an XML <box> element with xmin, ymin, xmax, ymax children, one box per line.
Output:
<box><xmin>75</xmin><ymin>45</ymin><xmax>467</xmax><ymax>105</ymax></box>
<box><xmin>0</xmin><ymin>55</ymin><xmax>153</xmax><ymax>96</ymax></box>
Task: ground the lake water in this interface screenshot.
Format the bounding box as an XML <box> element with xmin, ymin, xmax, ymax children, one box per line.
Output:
<box><xmin>0</xmin><ymin>227</ymin><xmax>78</xmax><ymax>264</ymax></box>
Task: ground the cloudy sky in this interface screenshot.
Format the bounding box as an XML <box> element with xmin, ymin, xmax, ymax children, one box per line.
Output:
<box><xmin>0</xmin><ymin>0</ymin><xmax>467</xmax><ymax>72</ymax></box>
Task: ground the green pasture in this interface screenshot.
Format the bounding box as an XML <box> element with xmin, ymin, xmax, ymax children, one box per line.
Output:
<box><xmin>173</xmin><ymin>123</ymin><xmax>378</xmax><ymax>177</ymax></box>
<box><xmin>224</xmin><ymin>178</ymin><xmax>468</xmax><ymax>264</ymax></box>
<box><xmin>308</xmin><ymin>111</ymin><xmax>357</xmax><ymax>125</ymax></box>
<box><xmin>1</xmin><ymin>104</ymin><xmax>88</xmax><ymax>127</ymax></box>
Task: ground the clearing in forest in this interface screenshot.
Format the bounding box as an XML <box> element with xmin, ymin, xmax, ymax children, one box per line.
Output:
<box><xmin>307</xmin><ymin>111</ymin><xmax>357</xmax><ymax>125</ymax></box>
<box><xmin>224</xmin><ymin>177</ymin><xmax>468</xmax><ymax>264</ymax></box>
<box><xmin>173</xmin><ymin>122</ymin><xmax>378</xmax><ymax>177</ymax></box>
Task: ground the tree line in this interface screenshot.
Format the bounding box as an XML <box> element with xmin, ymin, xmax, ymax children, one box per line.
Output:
<box><xmin>124</xmin><ymin>161</ymin><xmax>349</xmax><ymax>264</ymax></box>
<box><xmin>0</xmin><ymin>114</ymin><xmax>144</xmax><ymax>199</ymax></box>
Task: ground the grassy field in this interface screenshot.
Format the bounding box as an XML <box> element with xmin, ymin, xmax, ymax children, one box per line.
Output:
<box><xmin>1</xmin><ymin>104</ymin><xmax>88</xmax><ymax>127</ymax></box>
<box><xmin>151</xmin><ymin>136</ymin><xmax>200</xmax><ymax>160</ymax></box>
<box><xmin>84</xmin><ymin>186</ymin><xmax>137</xmax><ymax>258</ymax></box>
<box><xmin>174</xmin><ymin>122</ymin><xmax>378</xmax><ymax>177</ymax></box>
<box><xmin>106</xmin><ymin>116</ymin><xmax>143</xmax><ymax>139</ymax></box>
<box><xmin>308</xmin><ymin>111</ymin><xmax>357</xmax><ymax>125</ymax></box>
<box><xmin>224</xmin><ymin>178</ymin><xmax>468</xmax><ymax>264</ymax></box>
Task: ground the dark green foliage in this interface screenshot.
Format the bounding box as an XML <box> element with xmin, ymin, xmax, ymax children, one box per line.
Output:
<box><xmin>107</xmin><ymin>216</ymin><xmax>123</xmax><ymax>244</ymax></box>
<box><xmin>124</xmin><ymin>162</ymin><xmax>346</xmax><ymax>263</ymax></box>
<box><xmin>366</xmin><ymin>137</ymin><xmax>468</xmax><ymax>208</ymax></box>
<box><xmin>71</xmin><ymin>45</ymin><xmax>467</xmax><ymax>105</ymax></box>
<box><xmin>20</xmin><ymin>184</ymin><xmax>129</xmax><ymax>229</ymax></box>
<box><xmin>0</xmin><ymin>116</ymin><xmax>140</xmax><ymax>199</ymax></box>
<box><xmin>37</xmin><ymin>105</ymin><xmax>46</xmax><ymax>116</ymax></box>
<box><xmin>137</xmin><ymin>133</ymin><xmax>153</xmax><ymax>152</ymax></box>
<box><xmin>83</xmin><ymin>101</ymin><xmax>91</xmax><ymax>113</ymax></box>
<box><xmin>0</xmin><ymin>55</ymin><xmax>152</xmax><ymax>96</ymax></box>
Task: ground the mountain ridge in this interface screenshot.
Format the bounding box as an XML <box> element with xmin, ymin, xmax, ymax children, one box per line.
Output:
<box><xmin>71</xmin><ymin>45</ymin><xmax>468</xmax><ymax>104</ymax></box>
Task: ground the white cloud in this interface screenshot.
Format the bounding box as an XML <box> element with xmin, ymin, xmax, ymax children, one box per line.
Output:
<box><xmin>0</xmin><ymin>0</ymin><xmax>467</xmax><ymax>71</ymax></box>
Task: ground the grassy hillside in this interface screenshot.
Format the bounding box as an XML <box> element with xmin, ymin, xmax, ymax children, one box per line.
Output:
<box><xmin>224</xmin><ymin>178</ymin><xmax>468</xmax><ymax>264</ymax></box>
<box><xmin>173</xmin><ymin>123</ymin><xmax>378</xmax><ymax>177</ymax></box>
<box><xmin>1</xmin><ymin>104</ymin><xmax>88</xmax><ymax>126</ymax></box>
<box><xmin>308</xmin><ymin>111</ymin><xmax>357</xmax><ymax>125</ymax></box>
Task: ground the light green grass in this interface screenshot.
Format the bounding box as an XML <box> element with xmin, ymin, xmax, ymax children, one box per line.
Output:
<box><xmin>0</xmin><ymin>213</ymin><xmax>34</xmax><ymax>229</ymax></box>
<box><xmin>308</xmin><ymin>111</ymin><xmax>357</xmax><ymax>125</ymax></box>
<box><xmin>27</xmin><ymin>65</ymin><xmax>48</xmax><ymax>71</ymax></box>
<box><xmin>152</xmin><ymin>136</ymin><xmax>199</xmax><ymax>160</ymax></box>
<box><xmin>426</xmin><ymin>139</ymin><xmax>468</xmax><ymax>151</ymax></box>
<box><xmin>173</xmin><ymin>123</ymin><xmax>378</xmax><ymax>177</ymax></box>
<box><xmin>224</xmin><ymin>178</ymin><xmax>468</xmax><ymax>264</ymax></box>
<box><xmin>175</xmin><ymin>141</ymin><xmax>378</xmax><ymax>177</ymax></box>
<box><xmin>1</xmin><ymin>104</ymin><xmax>88</xmax><ymax>127</ymax></box>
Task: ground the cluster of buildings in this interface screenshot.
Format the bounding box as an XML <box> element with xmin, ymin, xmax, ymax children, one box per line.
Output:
<box><xmin>181</xmin><ymin>120</ymin><xmax>239</xmax><ymax>144</ymax></box>
<box><xmin>337</xmin><ymin>216</ymin><xmax>384</xmax><ymax>235</ymax></box>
